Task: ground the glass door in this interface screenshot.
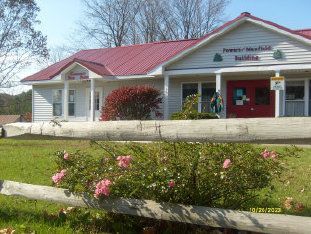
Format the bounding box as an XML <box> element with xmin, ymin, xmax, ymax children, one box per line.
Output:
<box><xmin>86</xmin><ymin>88</ymin><xmax>103</xmax><ymax>121</ymax></box>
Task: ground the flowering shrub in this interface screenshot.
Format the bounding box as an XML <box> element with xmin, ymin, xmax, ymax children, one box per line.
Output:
<box><xmin>53</xmin><ymin>142</ymin><xmax>299</xmax><ymax>209</ymax></box>
<box><xmin>101</xmin><ymin>85</ymin><xmax>162</xmax><ymax>120</ymax></box>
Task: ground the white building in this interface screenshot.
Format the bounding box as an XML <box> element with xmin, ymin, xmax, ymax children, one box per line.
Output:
<box><xmin>22</xmin><ymin>12</ymin><xmax>311</xmax><ymax>121</ymax></box>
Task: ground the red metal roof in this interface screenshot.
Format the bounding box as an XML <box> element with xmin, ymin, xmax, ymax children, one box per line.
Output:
<box><xmin>22</xmin><ymin>39</ymin><xmax>198</xmax><ymax>81</ymax></box>
<box><xmin>295</xmin><ymin>29</ymin><xmax>311</xmax><ymax>38</ymax></box>
<box><xmin>22</xmin><ymin>13</ymin><xmax>311</xmax><ymax>82</ymax></box>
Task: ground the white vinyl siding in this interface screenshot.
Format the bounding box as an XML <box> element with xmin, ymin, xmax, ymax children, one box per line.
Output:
<box><xmin>33</xmin><ymin>86</ymin><xmax>53</xmax><ymax>122</ymax></box>
<box><xmin>33</xmin><ymin>84</ymin><xmax>88</xmax><ymax>122</ymax></box>
<box><xmin>168</xmin><ymin>22</ymin><xmax>311</xmax><ymax>70</ymax></box>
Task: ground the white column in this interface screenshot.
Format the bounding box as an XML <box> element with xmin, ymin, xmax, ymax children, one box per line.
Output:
<box><xmin>164</xmin><ymin>74</ymin><xmax>169</xmax><ymax>120</ymax></box>
<box><xmin>216</xmin><ymin>72</ymin><xmax>221</xmax><ymax>93</ymax></box>
<box><xmin>90</xmin><ymin>78</ymin><xmax>95</xmax><ymax>122</ymax></box>
<box><xmin>282</xmin><ymin>78</ymin><xmax>286</xmax><ymax>116</ymax></box>
<box><xmin>275</xmin><ymin>70</ymin><xmax>281</xmax><ymax>117</ymax></box>
<box><xmin>304</xmin><ymin>79</ymin><xmax>309</xmax><ymax>116</ymax></box>
<box><xmin>63</xmin><ymin>80</ymin><xmax>69</xmax><ymax>121</ymax></box>
<box><xmin>198</xmin><ymin>82</ymin><xmax>202</xmax><ymax>112</ymax></box>
<box><xmin>31</xmin><ymin>87</ymin><xmax>34</xmax><ymax>122</ymax></box>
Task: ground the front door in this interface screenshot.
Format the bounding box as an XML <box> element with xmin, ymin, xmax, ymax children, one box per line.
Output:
<box><xmin>86</xmin><ymin>88</ymin><xmax>103</xmax><ymax>121</ymax></box>
<box><xmin>227</xmin><ymin>80</ymin><xmax>275</xmax><ymax>118</ymax></box>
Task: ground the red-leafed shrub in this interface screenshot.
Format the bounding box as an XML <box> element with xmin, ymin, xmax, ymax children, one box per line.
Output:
<box><xmin>101</xmin><ymin>85</ymin><xmax>162</xmax><ymax>121</ymax></box>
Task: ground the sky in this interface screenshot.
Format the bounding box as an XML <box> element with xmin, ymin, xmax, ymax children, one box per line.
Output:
<box><xmin>5</xmin><ymin>0</ymin><xmax>311</xmax><ymax>94</ymax></box>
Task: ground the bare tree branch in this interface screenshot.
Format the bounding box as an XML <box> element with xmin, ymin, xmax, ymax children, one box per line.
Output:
<box><xmin>0</xmin><ymin>0</ymin><xmax>48</xmax><ymax>88</ymax></box>
<box><xmin>73</xmin><ymin>0</ymin><xmax>230</xmax><ymax>48</ymax></box>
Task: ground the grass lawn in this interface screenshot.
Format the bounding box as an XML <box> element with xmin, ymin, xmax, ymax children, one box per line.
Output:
<box><xmin>0</xmin><ymin>138</ymin><xmax>310</xmax><ymax>233</ymax></box>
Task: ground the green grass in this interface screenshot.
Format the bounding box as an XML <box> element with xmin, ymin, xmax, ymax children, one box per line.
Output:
<box><xmin>253</xmin><ymin>146</ymin><xmax>311</xmax><ymax>216</ymax></box>
<box><xmin>0</xmin><ymin>138</ymin><xmax>310</xmax><ymax>233</ymax></box>
<box><xmin>0</xmin><ymin>138</ymin><xmax>99</xmax><ymax>233</ymax></box>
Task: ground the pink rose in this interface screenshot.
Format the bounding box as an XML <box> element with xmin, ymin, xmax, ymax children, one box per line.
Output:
<box><xmin>223</xmin><ymin>159</ymin><xmax>231</xmax><ymax>169</ymax></box>
<box><xmin>94</xmin><ymin>179</ymin><xmax>112</xmax><ymax>198</ymax></box>
<box><xmin>63</xmin><ymin>151</ymin><xmax>69</xmax><ymax>160</ymax></box>
<box><xmin>116</xmin><ymin>155</ymin><xmax>132</xmax><ymax>168</ymax></box>
<box><xmin>261</xmin><ymin>149</ymin><xmax>270</xmax><ymax>159</ymax></box>
<box><xmin>261</xmin><ymin>149</ymin><xmax>278</xmax><ymax>159</ymax></box>
<box><xmin>168</xmin><ymin>180</ymin><xmax>175</xmax><ymax>188</ymax></box>
<box><xmin>52</xmin><ymin>169</ymin><xmax>67</xmax><ymax>184</ymax></box>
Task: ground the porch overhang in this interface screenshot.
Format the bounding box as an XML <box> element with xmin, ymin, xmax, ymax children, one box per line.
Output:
<box><xmin>164</xmin><ymin>63</ymin><xmax>311</xmax><ymax>76</ymax></box>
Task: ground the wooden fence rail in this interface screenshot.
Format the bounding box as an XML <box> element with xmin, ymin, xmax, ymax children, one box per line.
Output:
<box><xmin>2</xmin><ymin>117</ymin><xmax>311</xmax><ymax>143</ymax></box>
<box><xmin>1</xmin><ymin>180</ymin><xmax>311</xmax><ymax>234</ymax></box>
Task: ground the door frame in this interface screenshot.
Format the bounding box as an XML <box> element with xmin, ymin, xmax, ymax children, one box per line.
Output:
<box><xmin>227</xmin><ymin>79</ymin><xmax>275</xmax><ymax>118</ymax></box>
<box><xmin>85</xmin><ymin>87</ymin><xmax>104</xmax><ymax>121</ymax></box>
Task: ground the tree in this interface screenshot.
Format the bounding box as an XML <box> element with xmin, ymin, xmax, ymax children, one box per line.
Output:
<box><xmin>77</xmin><ymin>0</ymin><xmax>230</xmax><ymax>48</ymax></box>
<box><xmin>0</xmin><ymin>89</ymin><xmax>32</xmax><ymax>115</ymax></box>
<box><xmin>101</xmin><ymin>85</ymin><xmax>162</xmax><ymax>120</ymax></box>
<box><xmin>130</xmin><ymin>0</ymin><xmax>166</xmax><ymax>43</ymax></box>
<box><xmin>161</xmin><ymin>0</ymin><xmax>230</xmax><ymax>40</ymax></box>
<box><xmin>0</xmin><ymin>0</ymin><xmax>48</xmax><ymax>88</ymax></box>
<box><xmin>80</xmin><ymin>0</ymin><xmax>142</xmax><ymax>47</ymax></box>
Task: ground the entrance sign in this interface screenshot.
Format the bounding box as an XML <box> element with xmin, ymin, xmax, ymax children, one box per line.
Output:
<box><xmin>67</xmin><ymin>72</ymin><xmax>89</xmax><ymax>80</ymax></box>
<box><xmin>270</xmin><ymin>76</ymin><xmax>285</xmax><ymax>90</ymax></box>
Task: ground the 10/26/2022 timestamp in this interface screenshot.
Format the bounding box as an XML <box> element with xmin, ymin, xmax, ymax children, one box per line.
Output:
<box><xmin>249</xmin><ymin>207</ymin><xmax>282</xmax><ymax>213</ymax></box>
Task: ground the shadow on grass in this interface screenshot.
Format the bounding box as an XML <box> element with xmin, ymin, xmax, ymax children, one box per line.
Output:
<box><xmin>0</xmin><ymin>206</ymin><xmax>66</xmax><ymax>227</ymax></box>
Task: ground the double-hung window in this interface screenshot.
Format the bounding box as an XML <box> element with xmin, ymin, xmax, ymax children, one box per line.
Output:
<box><xmin>68</xmin><ymin>90</ymin><xmax>76</xmax><ymax>116</ymax></box>
<box><xmin>53</xmin><ymin>89</ymin><xmax>76</xmax><ymax>117</ymax></box>
<box><xmin>53</xmin><ymin>90</ymin><xmax>62</xmax><ymax>116</ymax></box>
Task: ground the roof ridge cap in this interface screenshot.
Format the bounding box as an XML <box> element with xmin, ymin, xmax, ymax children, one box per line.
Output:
<box><xmin>77</xmin><ymin>38</ymin><xmax>200</xmax><ymax>51</ymax></box>
<box><xmin>295</xmin><ymin>28</ymin><xmax>311</xmax><ymax>31</ymax></box>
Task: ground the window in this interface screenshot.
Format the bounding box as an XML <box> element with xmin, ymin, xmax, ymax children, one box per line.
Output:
<box><xmin>182</xmin><ymin>83</ymin><xmax>198</xmax><ymax>110</ymax></box>
<box><xmin>286</xmin><ymin>81</ymin><xmax>304</xmax><ymax>100</ymax></box>
<box><xmin>182</xmin><ymin>83</ymin><xmax>216</xmax><ymax>112</ymax></box>
<box><xmin>201</xmin><ymin>83</ymin><xmax>216</xmax><ymax>112</ymax></box>
<box><xmin>95</xmin><ymin>92</ymin><xmax>100</xmax><ymax>110</ymax></box>
<box><xmin>285</xmin><ymin>81</ymin><xmax>305</xmax><ymax>117</ymax></box>
<box><xmin>68</xmin><ymin>90</ymin><xmax>75</xmax><ymax>116</ymax></box>
<box><xmin>255</xmin><ymin>87</ymin><xmax>270</xmax><ymax>105</ymax></box>
<box><xmin>53</xmin><ymin>90</ymin><xmax>62</xmax><ymax>116</ymax></box>
<box><xmin>233</xmin><ymin>88</ymin><xmax>246</xmax><ymax>105</ymax></box>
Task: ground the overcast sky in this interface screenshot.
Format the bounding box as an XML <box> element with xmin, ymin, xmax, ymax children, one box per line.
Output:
<box><xmin>5</xmin><ymin>0</ymin><xmax>311</xmax><ymax>95</ymax></box>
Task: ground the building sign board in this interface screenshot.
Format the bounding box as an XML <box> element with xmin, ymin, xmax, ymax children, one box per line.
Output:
<box><xmin>216</xmin><ymin>45</ymin><xmax>273</xmax><ymax>62</ymax></box>
<box><xmin>67</xmin><ymin>72</ymin><xmax>89</xmax><ymax>80</ymax></box>
<box><xmin>270</xmin><ymin>76</ymin><xmax>285</xmax><ymax>90</ymax></box>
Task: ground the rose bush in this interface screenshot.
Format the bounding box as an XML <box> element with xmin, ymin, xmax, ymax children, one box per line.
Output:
<box><xmin>52</xmin><ymin>142</ymin><xmax>299</xmax><ymax>209</ymax></box>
